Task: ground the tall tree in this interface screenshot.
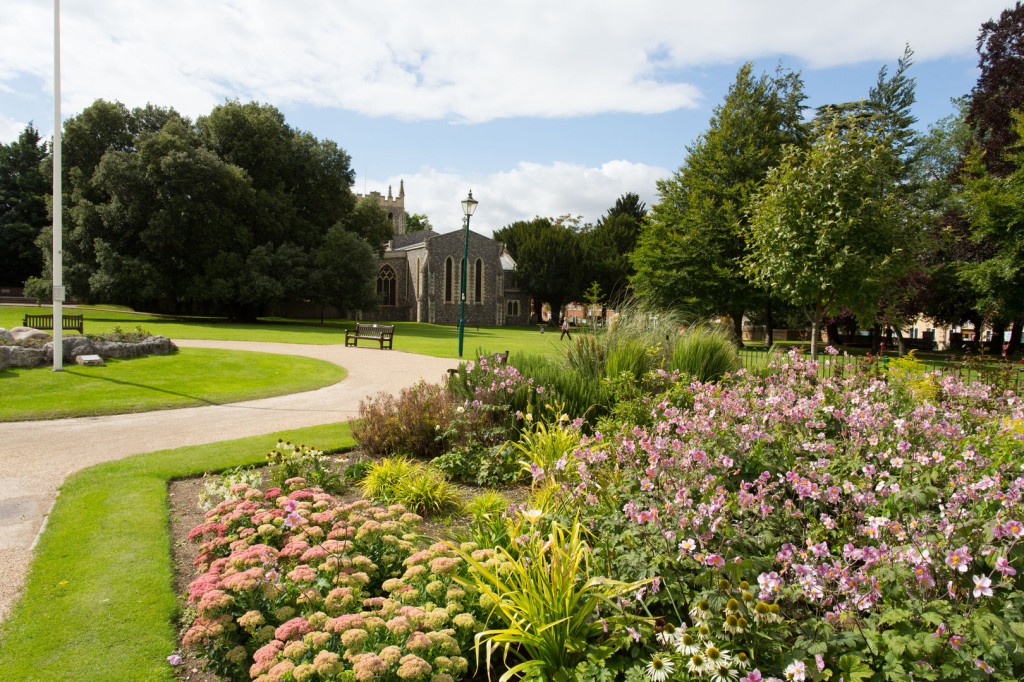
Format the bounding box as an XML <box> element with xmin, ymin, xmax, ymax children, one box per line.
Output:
<box><xmin>967</xmin><ymin>2</ymin><xmax>1024</xmax><ymax>177</ymax></box>
<box><xmin>581</xmin><ymin>193</ymin><xmax>646</xmax><ymax>306</ymax></box>
<box><xmin>495</xmin><ymin>217</ymin><xmax>582</xmax><ymax>323</ymax></box>
<box><xmin>746</xmin><ymin>120</ymin><xmax>905</xmax><ymax>359</ymax></box>
<box><xmin>632</xmin><ymin>63</ymin><xmax>806</xmax><ymax>342</ymax></box>
<box><xmin>0</xmin><ymin>124</ymin><xmax>49</xmax><ymax>287</ymax></box>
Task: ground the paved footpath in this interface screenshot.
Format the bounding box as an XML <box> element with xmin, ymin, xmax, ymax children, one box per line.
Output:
<box><xmin>0</xmin><ymin>339</ymin><xmax>458</xmax><ymax>620</ymax></box>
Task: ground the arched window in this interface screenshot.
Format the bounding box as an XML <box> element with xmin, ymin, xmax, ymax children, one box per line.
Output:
<box><xmin>474</xmin><ymin>259</ymin><xmax>483</xmax><ymax>303</ymax></box>
<box><xmin>377</xmin><ymin>265</ymin><xmax>397</xmax><ymax>306</ymax></box>
<box><xmin>444</xmin><ymin>258</ymin><xmax>453</xmax><ymax>302</ymax></box>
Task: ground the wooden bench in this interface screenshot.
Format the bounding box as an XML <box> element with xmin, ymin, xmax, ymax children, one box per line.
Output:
<box><xmin>345</xmin><ymin>323</ymin><xmax>395</xmax><ymax>350</ymax></box>
<box><xmin>23</xmin><ymin>313</ymin><xmax>84</xmax><ymax>334</ymax></box>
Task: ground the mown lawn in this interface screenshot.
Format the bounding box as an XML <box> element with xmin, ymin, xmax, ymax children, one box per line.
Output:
<box><xmin>0</xmin><ymin>304</ymin><xmax>566</xmax><ymax>358</ymax></box>
<box><xmin>0</xmin><ymin>423</ymin><xmax>355</xmax><ymax>682</ymax></box>
<box><xmin>0</xmin><ymin>347</ymin><xmax>345</xmax><ymax>421</ymax></box>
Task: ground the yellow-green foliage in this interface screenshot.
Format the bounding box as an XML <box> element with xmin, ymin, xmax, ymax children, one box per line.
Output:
<box><xmin>887</xmin><ymin>350</ymin><xmax>938</xmax><ymax>402</ymax></box>
<box><xmin>510</xmin><ymin>406</ymin><xmax>582</xmax><ymax>487</ymax></box>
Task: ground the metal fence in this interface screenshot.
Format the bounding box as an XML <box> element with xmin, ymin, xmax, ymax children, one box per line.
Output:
<box><xmin>737</xmin><ymin>347</ymin><xmax>1024</xmax><ymax>392</ymax></box>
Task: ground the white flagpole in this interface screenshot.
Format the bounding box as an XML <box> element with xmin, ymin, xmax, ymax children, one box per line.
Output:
<box><xmin>52</xmin><ymin>0</ymin><xmax>64</xmax><ymax>371</ymax></box>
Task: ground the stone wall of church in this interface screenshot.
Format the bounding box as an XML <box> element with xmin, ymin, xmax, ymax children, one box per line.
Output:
<box><xmin>359</xmin><ymin>252</ymin><xmax>414</xmax><ymax>322</ymax></box>
<box><xmin>424</xmin><ymin>231</ymin><xmax>504</xmax><ymax>327</ymax></box>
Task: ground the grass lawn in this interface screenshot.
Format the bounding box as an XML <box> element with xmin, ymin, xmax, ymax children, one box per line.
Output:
<box><xmin>0</xmin><ymin>304</ymin><xmax>566</xmax><ymax>358</ymax></box>
<box><xmin>0</xmin><ymin>347</ymin><xmax>346</xmax><ymax>422</ymax></box>
<box><xmin>0</xmin><ymin>423</ymin><xmax>355</xmax><ymax>682</ymax></box>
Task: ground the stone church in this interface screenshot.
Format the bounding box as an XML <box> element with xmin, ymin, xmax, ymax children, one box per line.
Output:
<box><xmin>356</xmin><ymin>182</ymin><xmax>529</xmax><ymax>326</ymax></box>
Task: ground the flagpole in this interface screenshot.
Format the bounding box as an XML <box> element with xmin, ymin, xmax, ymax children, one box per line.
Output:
<box><xmin>52</xmin><ymin>0</ymin><xmax>64</xmax><ymax>371</ymax></box>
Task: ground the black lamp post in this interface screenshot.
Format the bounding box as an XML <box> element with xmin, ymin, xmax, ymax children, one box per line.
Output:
<box><xmin>458</xmin><ymin>190</ymin><xmax>478</xmax><ymax>357</ymax></box>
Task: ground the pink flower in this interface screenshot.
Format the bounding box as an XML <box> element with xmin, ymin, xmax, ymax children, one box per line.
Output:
<box><xmin>705</xmin><ymin>554</ymin><xmax>725</xmax><ymax>567</ymax></box>
<box><xmin>784</xmin><ymin>660</ymin><xmax>806</xmax><ymax>681</ymax></box>
<box><xmin>995</xmin><ymin>556</ymin><xmax>1017</xmax><ymax>577</ymax></box>
<box><xmin>972</xmin><ymin>574</ymin><xmax>994</xmax><ymax>598</ymax></box>
<box><xmin>945</xmin><ymin>547</ymin><xmax>971</xmax><ymax>573</ymax></box>
<box><xmin>167</xmin><ymin>654</ymin><xmax>183</xmax><ymax>666</ymax></box>
<box><xmin>741</xmin><ymin>671</ymin><xmax>763</xmax><ymax>682</ymax></box>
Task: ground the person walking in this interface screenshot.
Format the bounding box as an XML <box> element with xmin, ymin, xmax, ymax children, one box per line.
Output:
<box><xmin>560</xmin><ymin>318</ymin><xmax>572</xmax><ymax>341</ymax></box>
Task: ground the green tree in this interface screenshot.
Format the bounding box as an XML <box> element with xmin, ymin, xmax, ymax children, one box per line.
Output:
<box><xmin>495</xmin><ymin>217</ymin><xmax>582</xmax><ymax>324</ymax></box>
<box><xmin>581</xmin><ymin>193</ymin><xmax>646</xmax><ymax>306</ymax></box>
<box><xmin>404</xmin><ymin>213</ymin><xmax>432</xmax><ymax>233</ymax></box>
<box><xmin>746</xmin><ymin>120</ymin><xmax>905</xmax><ymax>359</ymax></box>
<box><xmin>346</xmin><ymin>197</ymin><xmax>394</xmax><ymax>255</ymax></box>
<box><xmin>310</xmin><ymin>225</ymin><xmax>379</xmax><ymax>316</ymax></box>
<box><xmin>632</xmin><ymin>63</ymin><xmax>806</xmax><ymax>342</ymax></box>
<box><xmin>959</xmin><ymin>113</ymin><xmax>1024</xmax><ymax>338</ymax></box>
<box><xmin>0</xmin><ymin>124</ymin><xmax>50</xmax><ymax>287</ymax></box>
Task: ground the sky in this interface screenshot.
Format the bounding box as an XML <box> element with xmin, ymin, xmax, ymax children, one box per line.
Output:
<box><xmin>0</xmin><ymin>1</ymin><xmax>1013</xmax><ymax>236</ymax></box>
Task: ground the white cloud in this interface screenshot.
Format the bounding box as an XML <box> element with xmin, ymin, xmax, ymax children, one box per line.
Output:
<box><xmin>0</xmin><ymin>114</ymin><xmax>27</xmax><ymax>144</ymax></box>
<box><xmin>0</xmin><ymin>1</ymin><xmax>1008</xmax><ymax>123</ymax></box>
<box><xmin>372</xmin><ymin>159</ymin><xmax>669</xmax><ymax>236</ymax></box>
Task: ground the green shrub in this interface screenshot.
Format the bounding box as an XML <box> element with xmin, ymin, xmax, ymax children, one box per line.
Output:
<box><xmin>352</xmin><ymin>381</ymin><xmax>454</xmax><ymax>459</ymax></box>
<box><xmin>433</xmin><ymin>443</ymin><xmax>522</xmax><ymax>487</ymax></box>
<box><xmin>358</xmin><ymin>456</ymin><xmax>418</xmax><ymax>502</ymax></box>
<box><xmin>670</xmin><ymin>323</ymin><xmax>741</xmax><ymax>382</ymax></box>
<box><xmin>393</xmin><ymin>466</ymin><xmax>462</xmax><ymax>516</ymax></box>
<box><xmin>464</xmin><ymin>489</ymin><xmax>509</xmax><ymax>520</ymax></box>
<box><xmin>605</xmin><ymin>337</ymin><xmax>655</xmax><ymax>380</ymax></box>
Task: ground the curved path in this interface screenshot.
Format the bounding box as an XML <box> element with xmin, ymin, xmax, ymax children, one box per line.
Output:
<box><xmin>0</xmin><ymin>340</ymin><xmax>459</xmax><ymax>619</ymax></box>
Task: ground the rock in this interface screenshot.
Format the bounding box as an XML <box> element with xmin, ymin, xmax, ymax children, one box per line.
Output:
<box><xmin>43</xmin><ymin>335</ymin><xmax>96</xmax><ymax>362</ymax></box>
<box><xmin>0</xmin><ymin>328</ymin><xmax>13</xmax><ymax>341</ymax></box>
<box><xmin>75</xmin><ymin>354</ymin><xmax>104</xmax><ymax>366</ymax></box>
<box><xmin>0</xmin><ymin>345</ymin><xmax>48</xmax><ymax>368</ymax></box>
<box><xmin>93</xmin><ymin>335</ymin><xmax>177</xmax><ymax>359</ymax></box>
<box><xmin>10</xmin><ymin>327</ymin><xmax>50</xmax><ymax>341</ymax></box>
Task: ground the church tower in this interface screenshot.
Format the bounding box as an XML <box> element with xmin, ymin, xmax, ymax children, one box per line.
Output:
<box><xmin>356</xmin><ymin>180</ymin><xmax>406</xmax><ymax>235</ymax></box>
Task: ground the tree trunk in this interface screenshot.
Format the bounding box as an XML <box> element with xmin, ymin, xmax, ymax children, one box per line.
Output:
<box><xmin>870</xmin><ymin>324</ymin><xmax>882</xmax><ymax>354</ymax></box>
<box><xmin>533</xmin><ymin>298</ymin><xmax>544</xmax><ymax>325</ymax></box>
<box><xmin>1010</xmin><ymin>319</ymin><xmax>1022</xmax><ymax>355</ymax></box>
<box><xmin>764</xmin><ymin>299</ymin><xmax>774</xmax><ymax>350</ymax></box>
<box><xmin>893</xmin><ymin>325</ymin><xmax>907</xmax><ymax>357</ymax></box>
<box><xmin>989</xmin><ymin>318</ymin><xmax>1007</xmax><ymax>355</ymax></box>
<box><xmin>730</xmin><ymin>311</ymin><xmax>744</xmax><ymax>348</ymax></box>
<box><xmin>826</xmin><ymin>321</ymin><xmax>841</xmax><ymax>347</ymax></box>
<box><xmin>810</xmin><ymin>318</ymin><xmax>819</xmax><ymax>360</ymax></box>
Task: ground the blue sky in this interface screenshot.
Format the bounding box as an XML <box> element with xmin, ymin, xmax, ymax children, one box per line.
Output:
<box><xmin>0</xmin><ymin>1</ymin><xmax>1009</xmax><ymax>235</ymax></box>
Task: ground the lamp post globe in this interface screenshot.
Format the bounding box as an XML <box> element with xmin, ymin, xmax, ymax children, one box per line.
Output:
<box><xmin>457</xmin><ymin>190</ymin><xmax>478</xmax><ymax>358</ymax></box>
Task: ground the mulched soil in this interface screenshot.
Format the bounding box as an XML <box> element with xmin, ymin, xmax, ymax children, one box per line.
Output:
<box><xmin>168</xmin><ymin>454</ymin><xmax>529</xmax><ymax>681</ymax></box>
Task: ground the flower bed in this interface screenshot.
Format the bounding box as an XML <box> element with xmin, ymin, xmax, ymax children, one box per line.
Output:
<box><xmin>178</xmin><ymin>349</ymin><xmax>1024</xmax><ymax>681</ymax></box>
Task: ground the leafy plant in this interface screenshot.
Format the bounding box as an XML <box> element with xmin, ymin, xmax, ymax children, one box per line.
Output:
<box><xmin>358</xmin><ymin>456</ymin><xmax>418</xmax><ymax>502</ymax></box>
<box><xmin>393</xmin><ymin>465</ymin><xmax>462</xmax><ymax>516</ymax></box>
<box><xmin>451</xmin><ymin>515</ymin><xmax>652</xmax><ymax>681</ymax></box>
<box><xmin>353</xmin><ymin>381</ymin><xmax>455</xmax><ymax>459</ymax></box>
<box><xmin>509</xmin><ymin>406</ymin><xmax>582</xmax><ymax>487</ymax></box>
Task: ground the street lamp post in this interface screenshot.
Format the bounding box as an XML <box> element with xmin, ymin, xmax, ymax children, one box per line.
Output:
<box><xmin>457</xmin><ymin>190</ymin><xmax>478</xmax><ymax>358</ymax></box>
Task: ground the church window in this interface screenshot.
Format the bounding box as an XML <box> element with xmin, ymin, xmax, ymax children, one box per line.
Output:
<box><xmin>507</xmin><ymin>300</ymin><xmax>519</xmax><ymax>317</ymax></box>
<box><xmin>445</xmin><ymin>258</ymin><xmax>453</xmax><ymax>302</ymax></box>
<box><xmin>474</xmin><ymin>259</ymin><xmax>483</xmax><ymax>303</ymax></box>
<box><xmin>377</xmin><ymin>265</ymin><xmax>397</xmax><ymax>306</ymax></box>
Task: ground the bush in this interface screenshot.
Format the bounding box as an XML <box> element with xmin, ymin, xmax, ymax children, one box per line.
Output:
<box><xmin>433</xmin><ymin>443</ymin><xmax>521</xmax><ymax>487</ymax></box>
<box><xmin>352</xmin><ymin>382</ymin><xmax>455</xmax><ymax>460</ymax></box>
<box><xmin>392</xmin><ymin>466</ymin><xmax>462</xmax><ymax>516</ymax></box>
<box><xmin>357</xmin><ymin>456</ymin><xmax>419</xmax><ymax>503</ymax></box>
<box><xmin>669</xmin><ymin>323</ymin><xmax>741</xmax><ymax>382</ymax></box>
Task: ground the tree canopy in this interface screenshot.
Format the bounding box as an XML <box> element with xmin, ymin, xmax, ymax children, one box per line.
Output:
<box><xmin>26</xmin><ymin>99</ymin><xmax>377</xmax><ymax>319</ymax></box>
<box><xmin>0</xmin><ymin>124</ymin><xmax>49</xmax><ymax>287</ymax></box>
<box><xmin>631</xmin><ymin>63</ymin><xmax>806</xmax><ymax>339</ymax></box>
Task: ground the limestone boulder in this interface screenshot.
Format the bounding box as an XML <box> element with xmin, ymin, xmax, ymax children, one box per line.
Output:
<box><xmin>0</xmin><ymin>345</ymin><xmax>47</xmax><ymax>368</ymax></box>
<box><xmin>43</xmin><ymin>335</ymin><xmax>96</xmax><ymax>362</ymax></box>
<box><xmin>0</xmin><ymin>328</ymin><xmax>13</xmax><ymax>341</ymax></box>
<box><xmin>10</xmin><ymin>326</ymin><xmax>50</xmax><ymax>341</ymax></box>
<box><xmin>93</xmin><ymin>335</ymin><xmax>177</xmax><ymax>359</ymax></box>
